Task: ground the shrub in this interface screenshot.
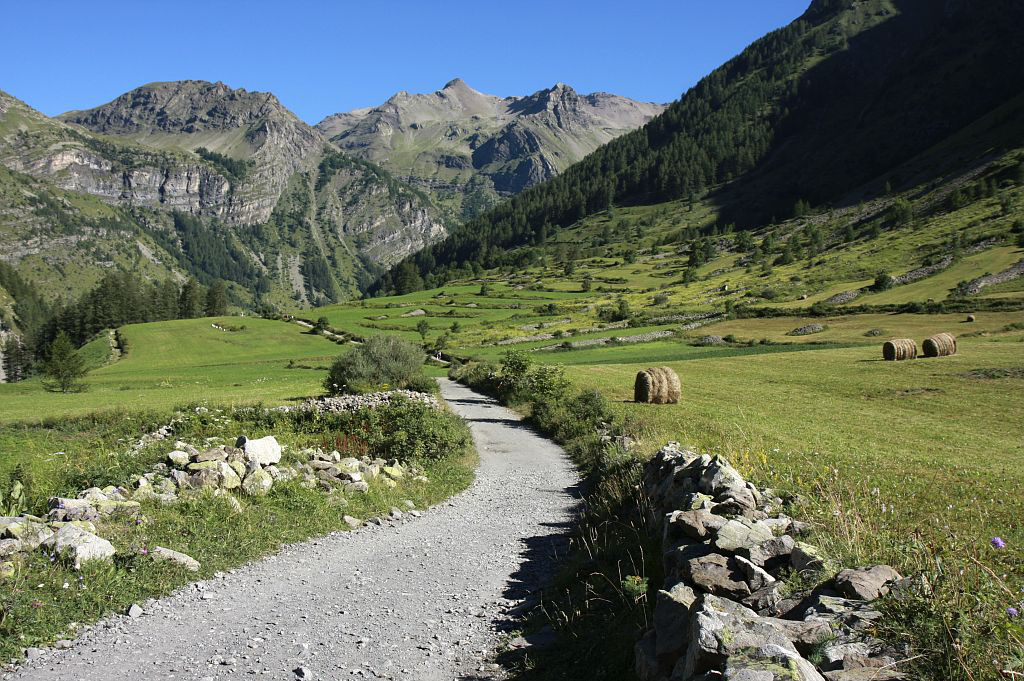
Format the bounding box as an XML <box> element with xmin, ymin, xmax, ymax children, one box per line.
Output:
<box><xmin>528</xmin><ymin>364</ymin><xmax>571</xmax><ymax>401</ymax></box>
<box><xmin>531</xmin><ymin>388</ymin><xmax>615</xmax><ymax>448</ymax></box>
<box><xmin>323</xmin><ymin>335</ymin><xmax>430</xmax><ymax>395</ymax></box>
<box><xmin>499</xmin><ymin>349</ymin><xmax>532</xmax><ymax>394</ymax></box>
<box><xmin>327</xmin><ymin>398</ymin><xmax>470</xmax><ymax>462</ymax></box>
<box><xmin>886</xmin><ymin>198</ymin><xmax>914</xmax><ymax>226</ymax></box>
<box><xmin>448</xmin><ymin>361</ymin><xmax>500</xmax><ymax>394</ymax></box>
<box><xmin>872</xmin><ymin>271</ymin><xmax>895</xmax><ymax>292</ymax></box>
<box><xmin>599</xmin><ymin>298</ymin><xmax>633</xmax><ymax>322</ymax></box>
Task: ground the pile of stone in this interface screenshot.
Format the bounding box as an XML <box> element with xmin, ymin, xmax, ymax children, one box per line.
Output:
<box><xmin>1</xmin><ymin>515</ymin><xmax>116</xmax><ymax>574</ymax></box>
<box><xmin>284</xmin><ymin>390</ymin><xmax>439</xmax><ymax>414</ymax></box>
<box><xmin>825</xmin><ymin>289</ymin><xmax>862</xmax><ymax>305</ymax></box>
<box><xmin>291</xmin><ymin>448</ymin><xmax>425</xmax><ymax>493</ymax></box>
<box><xmin>694</xmin><ymin>335</ymin><xmax>725</xmax><ymax>346</ymax></box>
<box><xmin>532</xmin><ymin>329</ymin><xmax>676</xmax><ymax>352</ymax></box>
<box><xmin>649</xmin><ymin>312</ymin><xmax>720</xmax><ymax>325</ymax></box>
<box><xmin>636</xmin><ymin>443</ymin><xmax>907</xmax><ymax>681</ymax></box>
<box><xmin>1</xmin><ymin>434</ymin><xmax>426</xmax><ymax>575</ymax></box>
<box><xmin>679</xmin><ymin>314</ymin><xmax>726</xmax><ymax>332</ymax></box>
<box><xmin>787</xmin><ymin>323</ymin><xmax>827</xmax><ymax>336</ymax></box>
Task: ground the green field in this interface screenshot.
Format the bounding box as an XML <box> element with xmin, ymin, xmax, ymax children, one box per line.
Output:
<box><xmin>0</xmin><ymin>317</ymin><xmax>340</xmax><ymax>424</ymax></box>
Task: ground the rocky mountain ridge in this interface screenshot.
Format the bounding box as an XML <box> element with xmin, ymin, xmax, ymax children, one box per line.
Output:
<box><xmin>59</xmin><ymin>81</ymin><xmax>326</xmax><ymax>226</ymax></box>
<box><xmin>317</xmin><ymin>79</ymin><xmax>664</xmax><ymax>218</ymax></box>
<box><xmin>0</xmin><ymin>83</ymin><xmax>451</xmax><ymax>303</ymax></box>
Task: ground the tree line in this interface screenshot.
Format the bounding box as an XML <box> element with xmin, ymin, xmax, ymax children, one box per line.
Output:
<box><xmin>1</xmin><ymin>271</ymin><xmax>229</xmax><ymax>383</ymax></box>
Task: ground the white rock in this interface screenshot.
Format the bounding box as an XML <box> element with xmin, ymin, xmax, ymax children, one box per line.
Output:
<box><xmin>240</xmin><ymin>436</ymin><xmax>282</xmax><ymax>466</ymax></box>
<box><xmin>167</xmin><ymin>451</ymin><xmax>191</xmax><ymax>467</ymax></box>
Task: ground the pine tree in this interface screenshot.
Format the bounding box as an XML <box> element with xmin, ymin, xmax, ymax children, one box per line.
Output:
<box><xmin>2</xmin><ymin>336</ymin><xmax>30</xmax><ymax>382</ymax></box>
<box><xmin>205</xmin><ymin>280</ymin><xmax>228</xmax><ymax>317</ymax></box>
<box><xmin>179</xmin><ymin>279</ymin><xmax>204</xmax><ymax>318</ymax></box>
<box><xmin>42</xmin><ymin>331</ymin><xmax>88</xmax><ymax>393</ymax></box>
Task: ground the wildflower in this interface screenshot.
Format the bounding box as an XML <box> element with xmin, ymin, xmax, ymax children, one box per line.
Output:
<box><xmin>992</xmin><ymin>537</ymin><xmax>1007</xmax><ymax>549</ymax></box>
<box><xmin>1009</xmin><ymin>607</ymin><xmax>1020</xmax><ymax>618</ymax></box>
<box><xmin>139</xmin><ymin>548</ymin><xmax>149</xmax><ymax>556</ymax></box>
<box><xmin>31</xmin><ymin>599</ymin><xmax>43</xmax><ymax>609</ymax></box>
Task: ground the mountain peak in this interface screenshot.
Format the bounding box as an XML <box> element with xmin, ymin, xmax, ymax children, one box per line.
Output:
<box><xmin>58</xmin><ymin>79</ymin><xmax>302</xmax><ymax>137</ymax></box>
<box><xmin>443</xmin><ymin>78</ymin><xmax>468</xmax><ymax>90</ymax></box>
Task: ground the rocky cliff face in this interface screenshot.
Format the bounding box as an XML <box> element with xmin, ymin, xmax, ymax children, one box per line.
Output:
<box><xmin>0</xmin><ymin>90</ymin><xmax>235</xmax><ymax>218</ymax></box>
<box><xmin>59</xmin><ymin>81</ymin><xmax>326</xmax><ymax>225</ymax></box>
<box><xmin>317</xmin><ymin>79</ymin><xmax>664</xmax><ymax>218</ymax></box>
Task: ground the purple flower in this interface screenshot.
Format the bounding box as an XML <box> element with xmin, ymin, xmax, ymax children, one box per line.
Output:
<box><xmin>1009</xmin><ymin>607</ymin><xmax>1020</xmax><ymax>618</ymax></box>
<box><xmin>139</xmin><ymin>548</ymin><xmax>148</xmax><ymax>556</ymax></box>
<box><xmin>992</xmin><ymin>537</ymin><xmax>1007</xmax><ymax>549</ymax></box>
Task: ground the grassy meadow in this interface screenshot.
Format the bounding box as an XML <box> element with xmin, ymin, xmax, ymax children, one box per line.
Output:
<box><xmin>0</xmin><ymin>317</ymin><xmax>341</xmax><ymax>424</ymax></box>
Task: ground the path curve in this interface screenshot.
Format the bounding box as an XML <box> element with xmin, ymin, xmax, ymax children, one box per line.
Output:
<box><xmin>8</xmin><ymin>379</ymin><xmax>579</xmax><ymax>681</ymax></box>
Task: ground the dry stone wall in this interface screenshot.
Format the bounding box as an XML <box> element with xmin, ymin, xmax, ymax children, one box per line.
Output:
<box><xmin>636</xmin><ymin>443</ymin><xmax>908</xmax><ymax>681</ymax></box>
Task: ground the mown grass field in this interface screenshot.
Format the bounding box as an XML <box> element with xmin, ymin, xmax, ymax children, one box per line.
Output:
<box><xmin>0</xmin><ymin>317</ymin><xmax>341</xmax><ymax>424</ymax></box>
<box><xmin>454</xmin><ymin>308</ymin><xmax>1024</xmax><ymax>680</ymax></box>
<box><xmin>454</xmin><ymin>309</ymin><xmax>1024</xmax><ymax>547</ymax></box>
<box><xmin>565</xmin><ymin>334</ymin><xmax>1023</xmax><ymax>528</ymax></box>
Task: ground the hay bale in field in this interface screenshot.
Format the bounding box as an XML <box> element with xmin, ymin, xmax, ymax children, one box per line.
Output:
<box><xmin>966</xmin><ymin>314</ymin><xmax>976</xmax><ymax>322</ymax></box>
<box><xmin>634</xmin><ymin>366</ymin><xmax>681</xmax><ymax>404</ymax></box>
<box><xmin>882</xmin><ymin>338</ymin><xmax>917</xmax><ymax>361</ymax></box>
<box><xmin>923</xmin><ymin>332</ymin><xmax>957</xmax><ymax>358</ymax></box>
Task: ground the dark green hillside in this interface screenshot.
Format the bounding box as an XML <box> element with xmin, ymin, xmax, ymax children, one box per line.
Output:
<box><xmin>379</xmin><ymin>0</ymin><xmax>1024</xmax><ymax>291</ymax></box>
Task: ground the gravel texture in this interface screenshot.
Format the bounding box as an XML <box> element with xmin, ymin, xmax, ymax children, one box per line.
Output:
<box><xmin>6</xmin><ymin>379</ymin><xmax>579</xmax><ymax>681</ymax></box>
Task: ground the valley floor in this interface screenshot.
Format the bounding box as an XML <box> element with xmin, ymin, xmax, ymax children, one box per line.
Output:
<box><xmin>5</xmin><ymin>380</ymin><xmax>578</xmax><ymax>681</ymax></box>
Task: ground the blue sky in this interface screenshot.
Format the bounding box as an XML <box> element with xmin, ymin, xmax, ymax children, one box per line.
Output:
<box><xmin>2</xmin><ymin>1</ymin><xmax>809</xmax><ymax>124</ymax></box>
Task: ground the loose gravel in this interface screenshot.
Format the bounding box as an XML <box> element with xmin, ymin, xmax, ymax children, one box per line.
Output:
<box><xmin>7</xmin><ymin>379</ymin><xmax>579</xmax><ymax>681</ymax></box>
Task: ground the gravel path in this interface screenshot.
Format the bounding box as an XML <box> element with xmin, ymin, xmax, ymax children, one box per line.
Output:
<box><xmin>8</xmin><ymin>379</ymin><xmax>579</xmax><ymax>681</ymax></box>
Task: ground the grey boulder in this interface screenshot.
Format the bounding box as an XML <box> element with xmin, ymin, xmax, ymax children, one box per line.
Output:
<box><xmin>44</xmin><ymin>525</ymin><xmax>115</xmax><ymax>569</ymax></box>
<box><xmin>150</xmin><ymin>546</ymin><xmax>201</xmax><ymax>572</ymax></box>
<box><xmin>834</xmin><ymin>565</ymin><xmax>901</xmax><ymax>601</ymax></box>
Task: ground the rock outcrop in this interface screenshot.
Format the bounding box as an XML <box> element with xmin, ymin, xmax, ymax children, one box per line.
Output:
<box><xmin>58</xmin><ymin>80</ymin><xmax>325</xmax><ymax>226</ymax></box>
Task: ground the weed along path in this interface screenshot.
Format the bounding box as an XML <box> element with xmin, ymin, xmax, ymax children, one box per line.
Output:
<box><xmin>8</xmin><ymin>379</ymin><xmax>579</xmax><ymax>681</ymax></box>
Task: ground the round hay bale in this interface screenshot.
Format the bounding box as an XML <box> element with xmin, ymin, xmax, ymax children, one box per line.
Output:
<box><xmin>922</xmin><ymin>332</ymin><xmax>957</xmax><ymax>358</ymax></box>
<box><xmin>634</xmin><ymin>367</ymin><xmax>681</xmax><ymax>404</ymax></box>
<box><xmin>634</xmin><ymin>370</ymin><xmax>653</xmax><ymax>403</ymax></box>
<box><xmin>658</xmin><ymin>366</ymin><xmax>681</xmax><ymax>404</ymax></box>
<box><xmin>883</xmin><ymin>338</ymin><xmax>917</xmax><ymax>361</ymax></box>
<box><xmin>649</xmin><ymin>367</ymin><xmax>667</xmax><ymax>404</ymax></box>
<box><xmin>966</xmin><ymin>314</ymin><xmax>976</xmax><ymax>323</ymax></box>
